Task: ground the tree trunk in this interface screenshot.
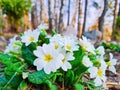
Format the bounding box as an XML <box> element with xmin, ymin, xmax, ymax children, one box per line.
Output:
<box><xmin>98</xmin><ymin>0</ymin><xmax>108</xmax><ymax>32</ymax></box>
<box><xmin>71</xmin><ymin>0</ymin><xmax>78</xmax><ymax>27</ymax></box>
<box><xmin>77</xmin><ymin>0</ymin><xmax>83</xmax><ymax>38</ymax></box>
<box><xmin>40</xmin><ymin>0</ymin><xmax>43</xmax><ymax>23</ymax></box>
<box><xmin>54</xmin><ymin>0</ymin><xmax>58</xmax><ymax>32</ymax></box>
<box><xmin>58</xmin><ymin>0</ymin><xmax>64</xmax><ymax>34</ymax></box>
<box><xmin>48</xmin><ymin>0</ymin><xmax>52</xmax><ymax>32</ymax></box>
<box><xmin>113</xmin><ymin>0</ymin><xmax>118</xmax><ymax>30</ymax></box>
<box><xmin>82</xmin><ymin>0</ymin><xmax>88</xmax><ymax>32</ymax></box>
<box><xmin>67</xmin><ymin>0</ymin><xmax>70</xmax><ymax>26</ymax></box>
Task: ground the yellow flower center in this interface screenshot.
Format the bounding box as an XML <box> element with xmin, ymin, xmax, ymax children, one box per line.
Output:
<box><xmin>107</xmin><ymin>61</ymin><xmax>112</xmax><ymax>66</ymax></box>
<box><xmin>44</xmin><ymin>54</ymin><xmax>53</xmax><ymax>62</ymax></box>
<box><xmin>83</xmin><ymin>45</ymin><xmax>88</xmax><ymax>50</ymax></box>
<box><xmin>29</xmin><ymin>36</ymin><xmax>34</xmax><ymax>42</ymax></box>
<box><xmin>54</xmin><ymin>44</ymin><xmax>59</xmax><ymax>49</ymax></box>
<box><xmin>13</xmin><ymin>42</ymin><xmax>17</xmax><ymax>48</ymax></box>
<box><xmin>97</xmin><ymin>69</ymin><xmax>103</xmax><ymax>77</ymax></box>
<box><xmin>66</xmin><ymin>45</ymin><xmax>71</xmax><ymax>51</ymax></box>
<box><xmin>62</xmin><ymin>58</ymin><xmax>66</xmax><ymax>63</ymax></box>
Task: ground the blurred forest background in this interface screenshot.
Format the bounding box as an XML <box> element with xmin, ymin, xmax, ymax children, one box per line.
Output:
<box><xmin>0</xmin><ymin>0</ymin><xmax>120</xmax><ymax>50</ymax></box>
<box><xmin>0</xmin><ymin>0</ymin><xmax>120</xmax><ymax>89</ymax></box>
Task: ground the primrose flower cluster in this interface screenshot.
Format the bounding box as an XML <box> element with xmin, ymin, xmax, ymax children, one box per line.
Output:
<box><xmin>4</xmin><ymin>25</ymin><xmax>117</xmax><ymax>89</ymax></box>
<box><xmin>80</xmin><ymin>36</ymin><xmax>117</xmax><ymax>87</ymax></box>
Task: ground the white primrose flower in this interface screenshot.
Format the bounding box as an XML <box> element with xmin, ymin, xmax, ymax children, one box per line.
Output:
<box><xmin>33</xmin><ymin>44</ymin><xmax>64</xmax><ymax>74</ymax></box>
<box><xmin>4</xmin><ymin>35</ymin><xmax>22</xmax><ymax>54</ymax></box>
<box><xmin>88</xmin><ymin>66</ymin><xmax>107</xmax><ymax>86</ymax></box>
<box><xmin>50</xmin><ymin>34</ymin><xmax>63</xmax><ymax>43</ymax></box>
<box><xmin>96</xmin><ymin>56</ymin><xmax>107</xmax><ymax>70</ymax></box>
<box><xmin>62</xmin><ymin>36</ymin><xmax>79</xmax><ymax>52</ymax></box>
<box><xmin>79</xmin><ymin>36</ymin><xmax>95</xmax><ymax>54</ymax></box>
<box><xmin>21</xmin><ymin>30</ymin><xmax>39</xmax><ymax>46</ymax></box>
<box><xmin>107</xmin><ymin>53</ymin><xmax>117</xmax><ymax>74</ymax></box>
<box><xmin>35</xmin><ymin>23</ymin><xmax>48</xmax><ymax>33</ymax></box>
<box><xmin>37</xmin><ymin>23</ymin><xmax>48</xmax><ymax>30</ymax></box>
<box><xmin>82</xmin><ymin>56</ymin><xmax>93</xmax><ymax>67</ymax></box>
<box><xmin>50</xmin><ymin>34</ymin><xmax>63</xmax><ymax>51</ymax></box>
<box><xmin>60</xmin><ymin>50</ymin><xmax>75</xmax><ymax>71</ymax></box>
<box><xmin>96</xmin><ymin>46</ymin><xmax>105</xmax><ymax>56</ymax></box>
<box><xmin>69</xmin><ymin>34</ymin><xmax>78</xmax><ymax>42</ymax></box>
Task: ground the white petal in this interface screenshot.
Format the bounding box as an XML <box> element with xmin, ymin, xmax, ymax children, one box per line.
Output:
<box><xmin>44</xmin><ymin>65</ymin><xmax>51</xmax><ymax>74</ymax></box>
<box><xmin>82</xmin><ymin>56</ymin><xmax>93</xmax><ymax>67</ymax></box>
<box><xmin>33</xmin><ymin>46</ymin><xmax>43</xmax><ymax>57</ymax></box>
<box><xmin>101</xmin><ymin>76</ymin><xmax>107</xmax><ymax>82</ymax></box>
<box><xmin>62</xmin><ymin>62</ymin><xmax>72</xmax><ymax>71</ymax></box>
<box><xmin>109</xmin><ymin>53</ymin><xmax>113</xmax><ymax>60</ymax></box>
<box><xmin>94</xmin><ymin>77</ymin><xmax>102</xmax><ymax>86</ymax></box>
<box><xmin>33</xmin><ymin>58</ymin><xmax>45</xmax><ymax>70</ymax></box>
<box><xmin>88</xmin><ymin>67</ymin><xmax>97</xmax><ymax>78</ymax></box>
<box><xmin>66</xmin><ymin>52</ymin><xmax>75</xmax><ymax>61</ymax></box>
<box><xmin>109</xmin><ymin>66</ymin><xmax>116</xmax><ymax>74</ymax></box>
<box><xmin>111</xmin><ymin>59</ymin><xmax>117</xmax><ymax>65</ymax></box>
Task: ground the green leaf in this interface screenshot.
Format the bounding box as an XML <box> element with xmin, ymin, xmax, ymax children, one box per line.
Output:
<box><xmin>64</xmin><ymin>70</ymin><xmax>75</xmax><ymax>87</ymax></box>
<box><xmin>17</xmin><ymin>80</ymin><xmax>28</xmax><ymax>90</ymax></box>
<box><xmin>74</xmin><ymin>83</ymin><xmax>84</xmax><ymax>90</ymax></box>
<box><xmin>0</xmin><ymin>65</ymin><xmax>25</xmax><ymax>89</ymax></box>
<box><xmin>0</xmin><ymin>52</ymin><xmax>27</xmax><ymax>89</ymax></box>
<box><xmin>28</xmin><ymin>70</ymin><xmax>54</xmax><ymax>84</ymax></box>
<box><xmin>21</xmin><ymin>44</ymin><xmax>36</xmax><ymax>65</ymax></box>
<box><xmin>0</xmin><ymin>75</ymin><xmax>8</xmax><ymax>88</ymax></box>
<box><xmin>70</xmin><ymin>47</ymin><xmax>83</xmax><ymax>67</ymax></box>
<box><xmin>45</xmin><ymin>80</ymin><xmax>57</xmax><ymax>90</ymax></box>
<box><xmin>52</xmin><ymin>29</ymin><xmax>57</xmax><ymax>36</ymax></box>
<box><xmin>70</xmin><ymin>47</ymin><xmax>88</xmax><ymax>75</ymax></box>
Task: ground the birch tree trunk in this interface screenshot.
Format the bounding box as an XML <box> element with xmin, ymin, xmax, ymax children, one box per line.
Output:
<box><xmin>71</xmin><ymin>0</ymin><xmax>78</xmax><ymax>27</ymax></box>
<box><xmin>77</xmin><ymin>0</ymin><xmax>83</xmax><ymax>38</ymax></box>
<box><xmin>98</xmin><ymin>0</ymin><xmax>108</xmax><ymax>32</ymax></box>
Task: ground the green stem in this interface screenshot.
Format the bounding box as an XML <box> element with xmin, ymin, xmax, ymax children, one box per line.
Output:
<box><xmin>75</xmin><ymin>73</ymin><xmax>84</xmax><ymax>84</ymax></box>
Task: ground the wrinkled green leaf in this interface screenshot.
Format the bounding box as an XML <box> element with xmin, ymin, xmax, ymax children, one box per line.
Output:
<box><xmin>28</xmin><ymin>70</ymin><xmax>54</xmax><ymax>84</ymax></box>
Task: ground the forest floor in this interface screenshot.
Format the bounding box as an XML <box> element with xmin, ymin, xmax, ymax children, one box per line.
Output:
<box><xmin>0</xmin><ymin>32</ymin><xmax>120</xmax><ymax>90</ymax></box>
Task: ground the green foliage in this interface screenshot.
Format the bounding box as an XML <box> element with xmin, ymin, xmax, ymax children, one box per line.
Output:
<box><xmin>0</xmin><ymin>52</ymin><xmax>27</xmax><ymax>89</ymax></box>
<box><xmin>44</xmin><ymin>80</ymin><xmax>57</xmax><ymax>90</ymax></box>
<box><xmin>28</xmin><ymin>70</ymin><xmax>54</xmax><ymax>84</ymax></box>
<box><xmin>1</xmin><ymin>0</ymin><xmax>31</xmax><ymax>28</ymax></box>
<box><xmin>74</xmin><ymin>83</ymin><xmax>84</xmax><ymax>90</ymax></box>
<box><xmin>1</xmin><ymin>0</ymin><xmax>31</xmax><ymax>20</ymax></box>
<box><xmin>71</xmin><ymin>46</ymin><xmax>88</xmax><ymax>75</ymax></box>
<box><xmin>64</xmin><ymin>70</ymin><xmax>75</xmax><ymax>87</ymax></box>
<box><xmin>21</xmin><ymin>43</ymin><xmax>36</xmax><ymax>65</ymax></box>
<box><xmin>101</xmin><ymin>42</ymin><xmax>120</xmax><ymax>52</ymax></box>
<box><xmin>17</xmin><ymin>80</ymin><xmax>28</xmax><ymax>90</ymax></box>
